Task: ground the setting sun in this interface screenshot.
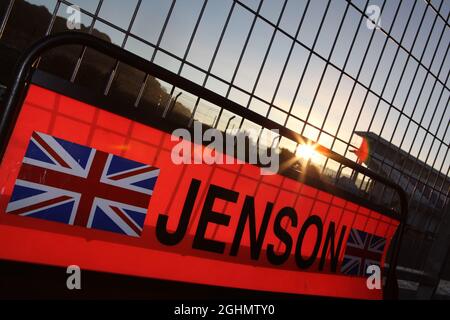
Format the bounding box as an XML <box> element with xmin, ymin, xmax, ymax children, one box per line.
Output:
<box><xmin>296</xmin><ymin>143</ymin><xmax>320</xmax><ymax>162</ymax></box>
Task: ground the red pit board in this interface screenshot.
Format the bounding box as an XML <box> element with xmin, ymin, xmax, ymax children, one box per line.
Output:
<box><xmin>0</xmin><ymin>84</ymin><xmax>399</xmax><ymax>299</ymax></box>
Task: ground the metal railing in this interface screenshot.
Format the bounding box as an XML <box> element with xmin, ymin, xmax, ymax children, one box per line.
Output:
<box><xmin>0</xmin><ymin>0</ymin><xmax>448</xmax><ymax>299</ymax></box>
<box><xmin>0</xmin><ymin>31</ymin><xmax>408</xmax><ymax>299</ymax></box>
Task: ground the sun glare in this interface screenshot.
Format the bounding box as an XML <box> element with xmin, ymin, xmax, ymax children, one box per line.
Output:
<box><xmin>296</xmin><ymin>143</ymin><xmax>319</xmax><ymax>162</ymax></box>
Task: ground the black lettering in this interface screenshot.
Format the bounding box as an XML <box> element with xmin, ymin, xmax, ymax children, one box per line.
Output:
<box><xmin>295</xmin><ymin>215</ymin><xmax>323</xmax><ymax>269</ymax></box>
<box><xmin>230</xmin><ymin>196</ymin><xmax>273</xmax><ymax>260</ymax></box>
<box><xmin>192</xmin><ymin>184</ymin><xmax>238</xmax><ymax>254</ymax></box>
<box><xmin>155</xmin><ymin>179</ymin><xmax>201</xmax><ymax>246</ymax></box>
<box><xmin>267</xmin><ymin>207</ymin><xmax>298</xmax><ymax>265</ymax></box>
<box><xmin>319</xmin><ymin>223</ymin><xmax>347</xmax><ymax>272</ymax></box>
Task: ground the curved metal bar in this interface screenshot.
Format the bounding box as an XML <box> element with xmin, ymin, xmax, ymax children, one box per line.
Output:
<box><xmin>0</xmin><ymin>31</ymin><xmax>408</xmax><ymax>298</ymax></box>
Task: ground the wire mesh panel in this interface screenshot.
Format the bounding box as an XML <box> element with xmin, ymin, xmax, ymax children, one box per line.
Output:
<box><xmin>0</xmin><ymin>0</ymin><xmax>449</xmax><ymax>299</ymax></box>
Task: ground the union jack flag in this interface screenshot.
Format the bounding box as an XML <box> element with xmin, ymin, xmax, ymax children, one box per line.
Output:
<box><xmin>6</xmin><ymin>131</ymin><xmax>160</xmax><ymax>237</ymax></box>
<box><xmin>340</xmin><ymin>228</ymin><xmax>386</xmax><ymax>276</ymax></box>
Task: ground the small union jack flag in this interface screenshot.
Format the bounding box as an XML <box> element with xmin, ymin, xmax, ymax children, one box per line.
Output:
<box><xmin>340</xmin><ymin>228</ymin><xmax>386</xmax><ymax>276</ymax></box>
<box><xmin>6</xmin><ymin>131</ymin><xmax>160</xmax><ymax>237</ymax></box>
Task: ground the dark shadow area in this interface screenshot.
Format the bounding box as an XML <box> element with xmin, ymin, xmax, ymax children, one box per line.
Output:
<box><xmin>0</xmin><ymin>259</ymin><xmax>323</xmax><ymax>300</ymax></box>
<box><xmin>0</xmin><ymin>0</ymin><xmax>192</xmax><ymax>123</ymax></box>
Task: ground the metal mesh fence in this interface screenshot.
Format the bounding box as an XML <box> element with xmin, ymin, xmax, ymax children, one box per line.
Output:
<box><xmin>0</xmin><ymin>0</ymin><xmax>449</xmax><ymax>298</ymax></box>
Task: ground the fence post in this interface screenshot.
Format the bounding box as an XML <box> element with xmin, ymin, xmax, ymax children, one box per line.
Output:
<box><xmin>416</xmin><ymin>201</ymin><xmax>450</xmax><ymax>299</ymax></box>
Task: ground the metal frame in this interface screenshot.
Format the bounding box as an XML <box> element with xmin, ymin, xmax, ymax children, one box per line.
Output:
<box><xmin>0</xmin><ymin>0</ymin><xmax>444</xmax><ymax>299</ymax></box>
<box><xmin>3</xmin><ymin>1</ymin><xmax>446</xmax><ymax>186</ymax></box>
<box><xmin>0</xmin><ymin>31</ymin><xmax>408</xmax><ymax>299</ymax></box>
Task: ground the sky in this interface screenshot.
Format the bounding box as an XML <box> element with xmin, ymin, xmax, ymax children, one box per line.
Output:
<box><xmin>12</xmin><ymin>0</ymin><xmax>450</xmax><ymax>176</ymax></box>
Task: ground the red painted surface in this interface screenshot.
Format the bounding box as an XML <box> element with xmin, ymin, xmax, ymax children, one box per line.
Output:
<box><xmin>0</xmin><ymin>84</ymin><xmax>399</xmax><ymax>299</ymax></box>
